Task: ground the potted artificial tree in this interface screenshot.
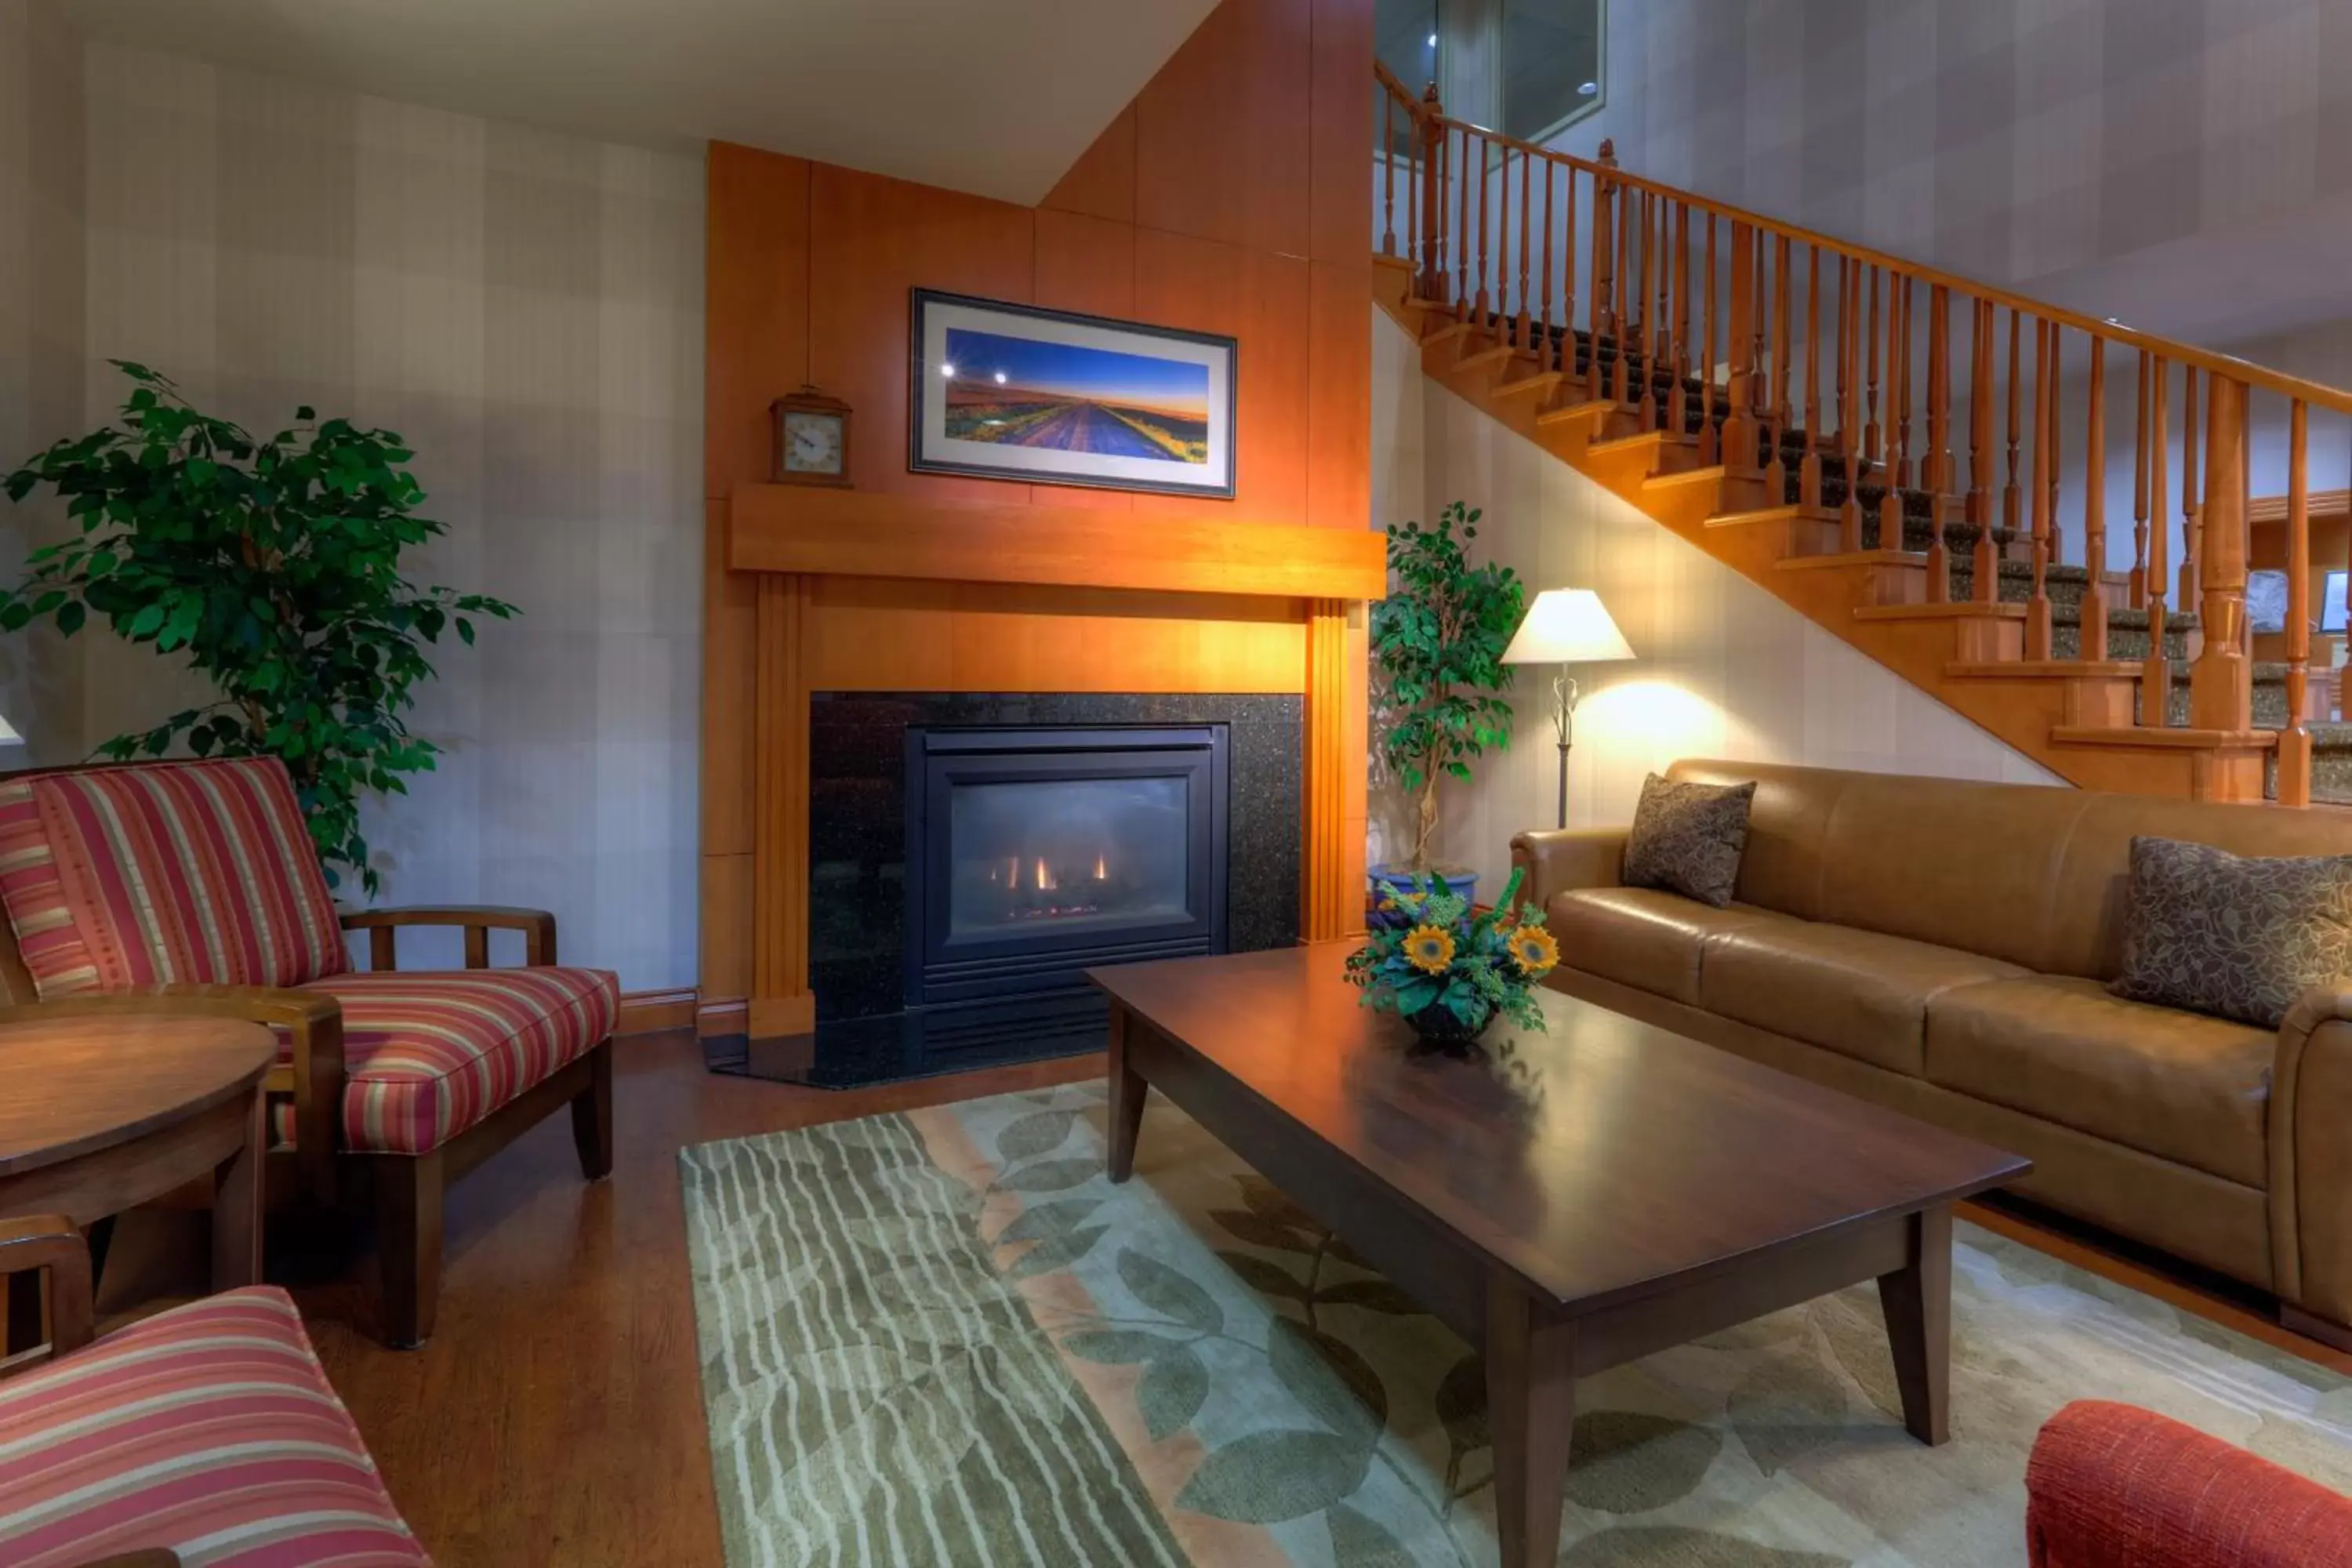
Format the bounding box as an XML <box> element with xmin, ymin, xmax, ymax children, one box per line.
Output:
<box><xmin>1368</xmin><ymin>499</ymin><xmax>1524</xmax><ymax>918</ymax></box>
<box><xmin>0</xmin><ymin>361</ymin><xmax>515</xmax><ymax>892</ymax></box>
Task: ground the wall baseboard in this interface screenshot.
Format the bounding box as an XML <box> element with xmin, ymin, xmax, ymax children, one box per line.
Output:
<box><xmin>618</xmin><ymin>988</ymin><xmax>699</xmax><ymax>1036</ymax></box>
<box><xmin>695</xmin><ymin>995</ymin><xmax>748</xmax><ymax>1038</ymax></box>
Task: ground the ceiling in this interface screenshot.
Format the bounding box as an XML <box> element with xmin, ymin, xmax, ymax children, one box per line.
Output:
<box><xmin>61</xmin><ymin>0</ymin><xmax>1222</xmax><ymax>205</ymax></box>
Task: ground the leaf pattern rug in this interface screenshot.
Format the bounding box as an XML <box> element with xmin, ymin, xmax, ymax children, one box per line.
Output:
<box><xmin>680</xmin><ymin>1081</ymin><xmax>2352</xmax><ymax>1567</ymax></box>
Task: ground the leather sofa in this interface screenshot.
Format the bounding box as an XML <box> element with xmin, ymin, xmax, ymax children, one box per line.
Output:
<box><xmin>1511</xmin><ymin>758</ymin><xmax>2352</xmax><ymax>1343</ymax></box>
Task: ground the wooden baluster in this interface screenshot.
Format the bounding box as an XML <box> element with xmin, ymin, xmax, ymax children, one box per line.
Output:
<box><xmin>1637</xmin><ymin>191</ymin><xmax>1658</xmax><ymax>428</ymax></box>
<box><xmin>2080</xmin><ymin>339</ymin><xmax>2109</xmax><ymax>662</ymax></box>
<box><xmin>1723</xmin><ymin>220</ymin><xmax>1758</xmax><ymax>472</ymax></box>
<box><xmin>1560</xmin><ymin>165</ymin><xmax>1577</xmax><ymax>378</ymax></box>
<box><xmin>1418</xmin><ymin>85</ymin><xmax>1443</xmax><ymax>298</ymax></box>
<box><xmin>1515</xmin><ymin>147</ymin><xmax>1533</xmax><ymax>350</ymax></box>
<box><xmin>1801</xmin><ymin>247</ymin><xmax>1823</xmax><ymax>510</ymax></box>
<box><xmin>1615</xmin><ymin>178</ymin><xmax>1635</xmax><ymax>405</ymax></box>
<box><xmin>1670</xmin><ymin>203</ymin><xmax>1691</xmax><ymax>436</ymax></box>
<box><xmin>2281</xmin><ymin>400</ymin><xmax>2314</xmax><ymax>803</ymax></box>
<box><xmin>1769</xmin><ymin>234</ymin><xmax>1792</xmax><ymax>485</ymax></box>
<box><xmin>1755</xmin><ymin>238</ymin><xmax>1780</xmax><ymax>491</ymax></box>
<box><xmin>1839</xmin><ymin>257</ymin><xmax>1862</xmax><ymax>552</ymax></box>
<box><xmin>2190</xmin><ymin>374</ymin><xmax>2250</xmax><ymax>733</ymax></box>
<box><xmin>2130</xmin><ymin>350</ymin><xmax>2150</xmax><ymax>608</ymax></box>
<box><xmin>1971</xmin><ymin>299</ymin><xmax>1998</xmax><ymax>603</ymax></box>
<box><xmin>2179</xmin><ymin>366</ymin><xmax>2201</xmax><ymax>609</ymax></box>
<box><xmin>1454</xmin><ymin>127</ymin><xmax>1470</xmax><ymax>316</ymax></box>
<box><xmin>1924</xmin><ymin>285</ymin><xmax>1951</xmax><ymax>601</ymax></box>
<box><xmin>2048</xmin><ymin>329</ymin><xmax>2063</xmax><ymax>566</ymax></box>
<box><xmin>1474</xmin><ymin>134</ymin><xmax>1492</xmax><ymax>324</ymax></box>
<box><xmin>1864</xmin><ymin>267</ymin><xmax>1882</xmax><ymax>465</ymax></box>
<box><xmin>1538</xmin><ymin>162</ymin><xmax>1555</xmax><ymax>371</ymax></box>
<box><xmin>1698</xmin><ymin>214</ymin><xmax>1718</xmax><ymax>461</ymax></box>
<box><xmin>2027</xmin><ymin>318</ymin><xmax>2054</xmax><ymax>661</ymax></box>
<box><xmin>1592</xmin><ymin>141</ymin><xmax>1616</xmax><ymax>395</ymax></box>
<box><xmin>1658</xmin><ymin>197</ymin><xmax>1676</xmax><ymax>429</ymax></box>
<box><xmin>2142</xmin><ymin>358</ymin><xmax>2170</xmax><ymax>724</ymax></box>
<box><xmin>1877</xmin><ymin>274</ymin><xmax>1907</xmax><ymax>551</ymax></box>
<box><xmin>2002</xmin><ymin>309</ymin><xmax>2023</xmax><ymax>537</ymax></box>
<box><xmin>1382</xmin><ymin>95</ymin><xmax>1397</xmax><ymax>257</ymax></box>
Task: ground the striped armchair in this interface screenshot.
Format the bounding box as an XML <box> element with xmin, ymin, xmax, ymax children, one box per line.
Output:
<box><xmin>0</xmin><ymin>757</ymin><xmax>617</xmax><ymax>1348</ymax></box>
<box><xmin>0</xmin><ymin>1216</ymin><xmax>429</xmax><ymax>1566</ymax></box>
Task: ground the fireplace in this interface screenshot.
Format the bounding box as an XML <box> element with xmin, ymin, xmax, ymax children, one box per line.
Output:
<box><xmin>707</xmin><ymin>691</ymin><xmax>1300</xmax><ymax>1089</ymax></box>
<box><xmin>906</xmin><ymin>726</ymin><xmax>1228</xmax><ymax>1006</ymax></box>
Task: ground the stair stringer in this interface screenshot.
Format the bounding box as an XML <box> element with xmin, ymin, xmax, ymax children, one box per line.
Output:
<box><xmin>1375</xmin><ymin>255</ymin><xmax>2277</xmax><ymax>804</ymax></box>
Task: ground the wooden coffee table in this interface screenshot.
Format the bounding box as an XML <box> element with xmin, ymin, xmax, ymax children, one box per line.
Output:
<box><xmin>1092</xmin><ymin>943</ymin><xmax>2030</xmax><ymax>1568</ymax></box>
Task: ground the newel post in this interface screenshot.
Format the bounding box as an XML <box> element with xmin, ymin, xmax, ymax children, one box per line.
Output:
<box><xmin>1417</xmin><ymin>84</ymin><xmax>1446</xmax><ymax>302</ymax></box>
<box><xmin>2188</xmin><ymin>374</ymin><xmax>2252</xmax><ymax>733</ymax></box>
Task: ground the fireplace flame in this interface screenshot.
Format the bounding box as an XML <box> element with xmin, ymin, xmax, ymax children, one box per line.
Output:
<box><xmin>1094</xmin><ymin>851</ymin><xmax>1107</xmax><ymax>880</ymax></box>
<box><xmin>1033</xmin><ymin>857</ymin><xmax>1057</xmax><ymax>892</ymax></box>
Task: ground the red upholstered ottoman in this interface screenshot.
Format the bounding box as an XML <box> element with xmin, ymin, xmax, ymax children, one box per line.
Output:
<box><xmin>2027</xmin><ymin>1399</ymin><xmax>2352</xmax><ymax>1568</ymax></box>
<box><xmin>0</xmin><ymin>1287</ymin><xmax>427</xmax><ymax>1566</ymax></box>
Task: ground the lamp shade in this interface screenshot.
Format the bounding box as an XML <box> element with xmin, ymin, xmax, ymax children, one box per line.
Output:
<box><xmin>1501</xmin><ymin>588</ymin><xmax>1634</xmax><ymax>665</ymax></box>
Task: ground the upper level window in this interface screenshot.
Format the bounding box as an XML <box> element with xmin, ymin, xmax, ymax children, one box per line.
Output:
<box><xmin>1502</xmin><ymin>0</ymin><xmax>1604</xmax><ymax>143</ymax></box>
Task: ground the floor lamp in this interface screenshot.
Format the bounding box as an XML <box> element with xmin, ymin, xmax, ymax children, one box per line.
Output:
<box><xmin>1501</xmin><ymin>589</ymin><xmax>1634</xmax><ymax>829</ymax></box>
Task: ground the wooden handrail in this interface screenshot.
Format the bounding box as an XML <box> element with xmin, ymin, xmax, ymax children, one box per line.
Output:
<box><xmin>1386</xmin><ymin>94</ymin><xmax>2352</xmax><ymax>416</ymax></box>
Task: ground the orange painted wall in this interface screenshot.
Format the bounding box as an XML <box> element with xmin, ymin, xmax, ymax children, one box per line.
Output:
<box><xmin>702</xmin><ymin>0</ymin><xmax>1374</xmax><ymax>1003</ymax></box>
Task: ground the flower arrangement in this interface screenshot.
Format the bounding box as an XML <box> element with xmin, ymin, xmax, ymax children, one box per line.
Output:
<box><xmin>1344</xmin><ymin>865</ymin><xmax>1559</xmax><ymax>1044</ymax></box>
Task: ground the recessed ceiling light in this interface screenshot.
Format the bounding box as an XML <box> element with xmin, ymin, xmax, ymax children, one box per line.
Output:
<box><xmin>942</xmin><ymin>363</ymin><xmax>956</xmax><ymax>378</ymax></box>
<box><xmin>993</xmin><ymin>370</ymin><xmax>1007</xmax><ymax>384</ymax></box>
<box><xmin>1578</xmin><ymin>81</ymin><xmax>1599</xmax><ymax>95</ymax></box>
<box><xmin>1426</xmin><ymin>31</ymin><xmax>1437</xmax><ymax>46</ymax></box>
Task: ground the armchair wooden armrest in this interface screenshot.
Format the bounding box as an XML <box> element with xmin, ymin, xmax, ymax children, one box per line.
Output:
<box><xmin>340</xmin><ymin>906</ymin><xmax>557</xmax><ymax>968</ymax></box>
<box><xmin>0</xmin><ymin>988</ymin><xmax>346</xmax><ymax>1206</ymax></box>
<box><xmin>0</xmin><ymin>1214</ymin><xmax>94</xmax><ymax>1362</ymax></box>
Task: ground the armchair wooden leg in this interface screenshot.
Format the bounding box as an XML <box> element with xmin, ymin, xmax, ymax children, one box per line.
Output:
<box><xmin>371</xmin><ymin>1150</ymin><xmax>444</xmax><ymax>1350</ymax></box>
<box><xmin>572</xmin><ymin>1038</ymin><xmax>614</xmax><ymax>1181</ymax></box>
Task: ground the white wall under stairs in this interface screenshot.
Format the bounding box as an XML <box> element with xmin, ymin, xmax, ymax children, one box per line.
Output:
<box><xmin>1370</xmin><ymin>306</ymin><xmax>2063</xmax><ymax>891</ymax></box>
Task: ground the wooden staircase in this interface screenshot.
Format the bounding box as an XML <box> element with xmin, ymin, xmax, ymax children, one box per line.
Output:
<box><xmin>1373</xmin><ymin>67</ymin><xmax>2352</xmax><ymax>806</ymax></box>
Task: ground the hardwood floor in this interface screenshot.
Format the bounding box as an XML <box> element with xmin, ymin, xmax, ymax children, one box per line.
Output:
<box><xmin>84</xmin><ymin>1028</ymin><xmax>2350</xmax><ymax>1564</ymax></box>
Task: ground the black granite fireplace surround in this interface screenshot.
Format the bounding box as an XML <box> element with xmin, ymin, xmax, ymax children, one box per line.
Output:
<box><xmin>710</xmin><ymin>692</ymin><xmax>1301</xmax><ymax>1089</ymax></box>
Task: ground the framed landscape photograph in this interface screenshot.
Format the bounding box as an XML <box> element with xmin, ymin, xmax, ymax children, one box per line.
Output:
<box><xmin>908</xmin><ymin>289</ymin><xmax>1236</xmax><ymax>499</ymax></box>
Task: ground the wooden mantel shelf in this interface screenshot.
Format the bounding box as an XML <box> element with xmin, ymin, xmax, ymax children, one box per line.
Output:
<box><xmin>727</xmin><ymin>485</ymin><xmax>1388</xmax><ymax>601</ymax></box>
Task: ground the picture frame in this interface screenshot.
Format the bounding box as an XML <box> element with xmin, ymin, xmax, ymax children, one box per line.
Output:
<box><xmin>907</xmin><ymin>289</ymin><xmax>1236</xmax><ymax>499</ymax></box>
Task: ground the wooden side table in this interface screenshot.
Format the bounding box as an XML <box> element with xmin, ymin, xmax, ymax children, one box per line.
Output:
<box><xmin>0</xmin><ymin>1017</ymin><xmax>277</xmax><ymax>1342</ymax></box>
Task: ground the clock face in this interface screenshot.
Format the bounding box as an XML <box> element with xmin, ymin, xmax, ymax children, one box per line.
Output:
<box><xmin>781</xmin><ymin>410</ymin><xmax>845</xmax><ymax>475</ymax></box>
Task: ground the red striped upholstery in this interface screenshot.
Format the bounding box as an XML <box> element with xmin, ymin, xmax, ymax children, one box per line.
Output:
<box><xmin>0</xmin><ymin>1287</ymin><xmax>429</xmax><ymax>1566</ymax></box>
<box><xmin>295</xmin><ymin>967</ymin><xmax>619</xmax><ymax>1155</ymax></box>
<box><xmin>0</xmin><ymin>757</ymin><xmax>346</xmax><ymax>998</ymax></box>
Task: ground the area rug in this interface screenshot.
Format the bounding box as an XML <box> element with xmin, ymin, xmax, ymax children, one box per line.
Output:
<box><xmin>679</xmin><ymin>1082</ymin><xmax>2352</xmax><ymax>1567</ymax></box>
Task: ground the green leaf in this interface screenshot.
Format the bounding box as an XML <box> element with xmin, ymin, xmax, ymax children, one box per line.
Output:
<box><xmin>1117</xmin><ymin>1247</ymin><xmax>1222</xmax><ymax>1334</ymax></box>
<box><xmin>1312</xmin><ymin>1279</ymin><xmax>1427</xmax><ymax>1316</ymax></box>
<box><xmin>1325</xmin><ymin>1504</ymin><xmax>1416</xmax><ymax>1568</ymax></box>
<box><xmin>1218</xmin><ymin>1250</ymin><xmax>1310</xmax><ymax>1302</ymax></box>
<box><xmin>55</xmin><ymin>601</ymin><xmax>85</xmax><ymax>637</ymax></box>
<box><xmin>1207</xmin><ymin>1207</ymin><xmax>1318</xmax><ymax>1254</ymax></box>
<box><xmin>1061</xmin><ymin>1329</ymin><xmax>1182</xmax><ymax>1365</ymax></box>
<box><xmin>991</xmin><ymin>1197</ymin><xmax>1098</xmax><ymax>1247</ymax></box>
<box><xmin>993</xmin><ymin>1156</ymin><xmax>1099</xmax><ymax>1195</ymax></box>
<box><xmin>995</xmin><ymin>1109</ymin><xmax>1077</xmax><ymax>1163</ymax></box>
<box><xmin>1174</xmin><ymin>1430</ymin><xmax>1372</xmax><ymax>1523</ymax></box>
<box><xmin>1136</xmin><ymin>1343</ymin><xmax>1209</xmax><ymax>1441</ymax></box>
<box><xmin>1267</xmin><ymin>1317</ymin><xmax>1386</xmax><ymax>1444</ymax></box>
<box><xmin>1006</xmin><ymin>1223</ymin><xmax>1107</xmax><ymax>1281</ymax></box>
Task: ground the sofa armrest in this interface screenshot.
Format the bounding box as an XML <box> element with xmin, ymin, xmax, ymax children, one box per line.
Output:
<box><xmin>0</xmin><ymin>1214</ymin><xmax>94</xmax><ymax>1361</ymax></box>
<box><xmin>2027</xmin><ymin>1399</ymin><xmax>2352</xmax><ymax>1566</ymax></box>
<box><xmin>2269</xmin><ymin>987</ymin><xmax>2352</xmax><ymax>1334</ymax></box>
<box><xmin>341</xmin><ymin>906</ymin><xmax>557</xmax><ymax>968</ymax></box>
<box><xmin>0</xmin><ymin>987</ymin><xmax>346</xmax><ymax>1207</ymax></box>
<box><xmin>1508</xmin><ymin>827</ymin><xmax>1628</xmax><ymax>916</ymax></box>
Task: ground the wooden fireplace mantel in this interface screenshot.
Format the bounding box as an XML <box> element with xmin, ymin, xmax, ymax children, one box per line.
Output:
<box><xmin>725</xmin><ymin>484</ymin><xmax>1376</xmax><ymax>1040</ymax></box>
<box><xmin>727</xmin><ymin>486</ymin><xmax>1388</xmax><ymax>601</ymax></box>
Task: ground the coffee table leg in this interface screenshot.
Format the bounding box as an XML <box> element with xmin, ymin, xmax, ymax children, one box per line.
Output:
<box><xmin>1106</xmin><ymin>1004</ymin><xmax>1148</xmax><ymax>1184</ymax></box>
<box><xmin>1877</xmin><ymin>1204</ymin><xmax>1953</xmax><ymax>1445</ymax></box>
<box><xmin>211</xmin><ymin>1088</ymin><xmax>265</xmax><ymax>1290</ymax></box>
<box><xmin>1486</xmin><ymin>1273</ymin><xmax>1577</xmax><ymax>1568</ymax></box>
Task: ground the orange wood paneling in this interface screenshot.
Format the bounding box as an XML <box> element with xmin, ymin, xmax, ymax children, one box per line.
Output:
<box><xmin>1308</xmin><ymin>0</ymin><xmax>1374</xmax><ymax>265</ymax></box>
<box><xmin>698</xmin><ymin>851</ymin><xmax>753</xmax><ymax>1008</ymax></box>
<box><xmin>1034</xmin><ymin>208</ymin><xmax>1136</xmax><ymax>324</ymax></box>
<box><xmin>1134</xmin><ymin>0</ymin><xmax>1313</xmax><ymax>256</ymax></box>
<box><xmin>808</xmin><ymin>163</ymin><xmax>1036</xmax><ymax>503</ymax></box>
<box><xmin>1131</xmin><ymin>229</ymin><xmax>1310</xmax><ymax>526</ymax></box>
<box><xmin>1307</xmin><ymin>260</ymin><xmax>1374</xmax><ymax>531</ymax></box>
<box><xmin>728</xmin><ymin>486</ymin><xmax>1385</xmax><ymax>598</ymax></box>
<box><xmin>751</xmin><ymin>575</ymin><xmax>811</xmax><ymax>1020</ymax></box>
<box><xmin>700</xmin><ymin>497</ymin><xmax>757</xmax><ymax>862</ymax></box>
<box><xmin>1040</xmin><ymin>107</ymin><xmax>1137</xmax><ymax>224</ymax></box>
<box><xmin>704</xmin><ymin>144</ymin><xmax>809</xmax><ymax>498</ymax></box>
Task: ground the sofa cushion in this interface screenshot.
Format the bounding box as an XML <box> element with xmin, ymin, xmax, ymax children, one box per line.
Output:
<box><xmin>295</xmin><ymin>965</ymin><xmax>619</xmax><ymax>1155</ymax></box>
<box><xmin>1548</xmin><ymin>887</ymin><xmax>1773</xmax><ymax>1006</ymax></box>
<box><xmin>2111</xmin><ymin>835</ymin><xmax>2352</xmax><ymax>1029</ymax></box>
<box><xmin>0</xmin><ymin>757</ymin><xmax>347</xmax><ymax>998</ymax></box>
<box><xmin>1925</xmin><ymin>974</ymin><xmax>2273</xmax><ymax>1189</ymax></box>
<box><xmin>1621</xmin><ymin>772</ymin><xmax>1758</xmax><ymax>907</ymax></box>
<box><xmin>1699</xmin><ymin>920</ymin><xmax>2030</xmax><ymax>1076</ymax></box>
<box><xmin>0</xmin><ymin>1287</ymin><xmax>428</xmax><ymax>1566</ymax></box>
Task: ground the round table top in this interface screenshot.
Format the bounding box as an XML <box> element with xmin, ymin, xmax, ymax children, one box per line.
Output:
<box><xmin>0</xmin><ymin>1015</ymin><xmax>278</xmax><ymax>1178</ymax></box>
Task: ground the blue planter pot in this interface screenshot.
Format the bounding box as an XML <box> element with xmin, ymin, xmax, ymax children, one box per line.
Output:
<box><xmin>1367</xmin><ymin>863</ymin><xmax>1479</xmax><ymax>929</ymax></box>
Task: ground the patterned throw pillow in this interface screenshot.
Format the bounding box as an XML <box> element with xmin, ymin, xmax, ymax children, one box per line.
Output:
<box><xmin>2111</xmin><ymin>836</ymin><xmax>2352</xmax><ymax>1029</ymax></box>
<box><xmin>1621</xmin><ymin>773</ymin><xmax>1756</xmax><ymax>909</ymax></box>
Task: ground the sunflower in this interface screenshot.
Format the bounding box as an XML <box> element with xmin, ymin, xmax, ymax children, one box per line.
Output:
<box><xmin>1508</xmin><ymin>926</ymin><xmax>1559</xmax><ymax>976</ymax></box>
<box><xmin>1403</xmin><ymin>924</ymin><xmax>1457</xmax><ymax>975</ymax></box>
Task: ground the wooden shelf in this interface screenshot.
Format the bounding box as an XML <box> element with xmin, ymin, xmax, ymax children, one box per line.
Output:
<box><xmin>727</xmin><ymin>486</ymin><xmax>1386</xmax><ymax>601</ymax></box>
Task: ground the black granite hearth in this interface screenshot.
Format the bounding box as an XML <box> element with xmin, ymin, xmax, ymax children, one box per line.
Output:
<box><xmin>705</xmin><ymin>691</ymin><xmax>1302</xmax><ymax>1090</ymax></box>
